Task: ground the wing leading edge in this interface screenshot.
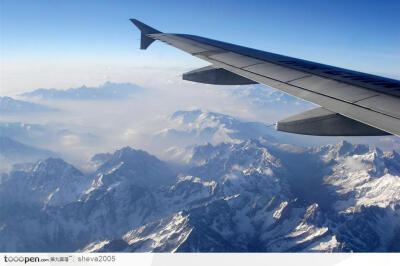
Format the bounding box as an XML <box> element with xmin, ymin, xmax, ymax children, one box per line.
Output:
<box><xmin>130</xmin><ymin>19</ymin><xmax>400</xmax><ymax>136</ymax></box>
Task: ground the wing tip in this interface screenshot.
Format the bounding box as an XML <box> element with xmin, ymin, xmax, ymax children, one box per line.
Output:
<box><xmin>129</xmin><ymin>18</ymin><xmax>161</xmax><ymax>34</ymax></box>
<box><xmin>129</xmin><ymin>18</ymin><xmax>161</xmax><ymax>50</ymax></box>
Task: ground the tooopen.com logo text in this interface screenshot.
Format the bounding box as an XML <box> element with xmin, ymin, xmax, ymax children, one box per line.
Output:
<box><xmin>2</xmin><ymin>255</ymin><xmax>47</xmax><ymax>264</ymax></box>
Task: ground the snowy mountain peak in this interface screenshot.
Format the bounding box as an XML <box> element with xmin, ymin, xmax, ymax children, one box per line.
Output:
<box><xmin>170</xmin><ymin>109</ymin><xmax>204</xmax><ymax>124</ymax></box>
<box><xmin>27</xmin><ymin>157</ymin><xmax>86</xmax><ymax>188</ymax></box>
<box><xmin>1</xmin><ymin>157</ymin><xmax>90</xmax><ymax>208</ymax></box>
<box><xmin>94</xmin><ymin>146</ymin><xmax>176</xmax><ymax>188</ymax></box>
<box><xmin>169</xmin><ymin>109</ymin><xmax>236</xmax><ymax>134</ymax></box>
<box><xmin>155</xmin><ymin>110</ymin><xmax>275</xmax><ymax>157</ymax></box>
<box><xmin>114</xmin><ymin>146</ymin><xmax>152</xmax><ymax>160</ymax></box>
<box><xmin>316</xmin><ymin>140</ymin><xmax>371</xmax><ymax>160</ymax></box>
<box><xmin>334</xmin><ymin>140</ymin><xmax>369</xmax><ymax>156</ymax></box>
<box><xmin>98</xmin><ymin>146</ymin><xmax>166</xmax><ymax>172</ymax></box>
<box><xmin>32</xmin><ymin>157</ymin><xmax>75</xmax><ymax>173</ymax></box>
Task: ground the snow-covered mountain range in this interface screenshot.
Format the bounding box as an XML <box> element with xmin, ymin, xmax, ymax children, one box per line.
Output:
<box><xmin>0</xmin><ymin>96</ymin><xmax>58</xmax><ymax>114</ymax></box>
<box><xmin>1</xmin><ymin>81</ymin><xmax>400</xmax><ymax>253</ymax></box>
<box><xmin>230</xmin><ymin>84</ymin><xmax>315</xmax><ymax>112</ymax></box>
<box><xmin>157</xmin><ymin>110</ymin><xmax>400</xmax><ymax>161</ymax></box>
<box><xmin>20</xmin><ymin>82</ymin><xmax>144</xmax><ymax>100</ymax></box>
<box><xmin>1</xmin><ymin>140</ymin><xmax>399</xmax><ymax>252</ymax></box>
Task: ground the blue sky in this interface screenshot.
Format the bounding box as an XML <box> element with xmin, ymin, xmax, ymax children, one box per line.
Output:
<box><xmin>1</xmin><ymin>0</ymin><xmax>399</xmax><ymax>94</ymax></box>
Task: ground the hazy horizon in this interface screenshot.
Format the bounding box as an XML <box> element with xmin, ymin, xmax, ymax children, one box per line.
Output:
<box><xmin>1</xmin><ymin>0</ymin><xmax>399</xmax><ymax>96</ymax></box>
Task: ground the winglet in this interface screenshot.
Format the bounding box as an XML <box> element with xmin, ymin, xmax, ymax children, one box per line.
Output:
<box><xmin>130</xmin><ymin>19</ymin><xmax>161</xmax><ymax>50</ymax></box>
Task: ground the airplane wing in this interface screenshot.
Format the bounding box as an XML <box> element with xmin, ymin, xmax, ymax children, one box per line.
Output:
<box><xmin>130</xmin><ymin>19</ymin><xmax>400</xmax><ymax>136</ymax></box>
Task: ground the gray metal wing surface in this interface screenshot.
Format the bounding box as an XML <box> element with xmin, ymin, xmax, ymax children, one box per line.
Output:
<box><xmin>130</xmin><ymin>19</ymin><xmax>400</xmax><ymax>136</ymax></box>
